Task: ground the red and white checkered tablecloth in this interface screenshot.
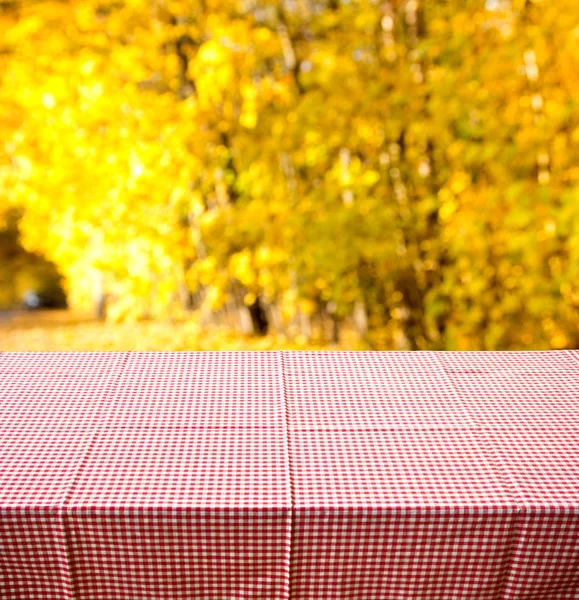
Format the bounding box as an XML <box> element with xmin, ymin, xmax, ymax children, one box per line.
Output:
<box><xmin>0</xmin><ymin>351</ymin><xmax>578</xmax><ymax>599</ymax></box>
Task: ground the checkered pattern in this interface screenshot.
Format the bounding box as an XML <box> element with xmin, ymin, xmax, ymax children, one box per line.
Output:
<box><xmin>0</xmin><ymin>426</ymin><xmax>93</xmax><ymax>600</ymax></box>
<box><xmin>290</xmin><ymin>427</ymin><xmax>519</xmax><ymax>599</ymax></box>
<box><xmin>0</xmin><ymin>352</ymin><xmax>126</xmax><ymax>430</ymax></box>
<box><xmin>481</xmin><ymin>427</ymin><xmax>579</xmax><ymax>599</ymax></box>
<box><xmin>285</xmin><ymin>351</ymin><xmax>475</xmax><ymax>429</ymax></box>
<box><xmin>106</xmin><ymin>351</ymin><xmax>285</xmax><ymax>427</ymax></box>
<box><xmin>0</xmin><ymin>351</ymin><xmax>578</xmax><ymax>599</ymax></box>
<box><xmin>66</xmin><ymin>426</ymin><xmax>291</xmax><ymax>600</ymax></box>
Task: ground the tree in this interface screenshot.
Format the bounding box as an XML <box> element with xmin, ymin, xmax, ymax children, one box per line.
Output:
<box><xmin>1</xmin><ymin>0</ymin><xmax>579</xmax><ymax>349</ymax></box>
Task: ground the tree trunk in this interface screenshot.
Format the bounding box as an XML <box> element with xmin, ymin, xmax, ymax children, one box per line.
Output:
<box><xmin>93</xmin><ymin>269</ymin><xmax>106</xmax><ymax>321</ymax></box>
<box><xmin>353</xmin><ymin>300</ymin><xmax>368</xmax><ymax>338</ymax></box>
<box><xmin>248</xmin><ymin>296</ymin><xmax>269</xmax><ymax>336</ymax></box>
<box><xmin>331</xmin><ymin>316</ymin><xmax>340</xmax><ymax>345</ymax></box>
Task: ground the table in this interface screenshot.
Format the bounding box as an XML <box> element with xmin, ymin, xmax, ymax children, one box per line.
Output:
<box><xmin>1</xmin><ymin>350</ymin><xmax>578</xmax><ymax>599</ymax></box>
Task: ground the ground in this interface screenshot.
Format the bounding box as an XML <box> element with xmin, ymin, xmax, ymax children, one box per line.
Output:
<box><xmin>0</xmin><ymin>310</ymin><xmax>360</xmax><ymax>351</ymax></box>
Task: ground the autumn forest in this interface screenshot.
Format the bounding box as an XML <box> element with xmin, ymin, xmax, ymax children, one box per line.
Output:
<box><xmin>1</xmin><ymin>0</ymin><xmax>579</xmax><ymax>350</ymax></box>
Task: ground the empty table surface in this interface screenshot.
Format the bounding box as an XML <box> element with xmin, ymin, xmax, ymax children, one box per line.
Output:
<box><xmin>0</xmin><ymin>351</ymin><xmax>578</xmax><ymax>599</ymax></box>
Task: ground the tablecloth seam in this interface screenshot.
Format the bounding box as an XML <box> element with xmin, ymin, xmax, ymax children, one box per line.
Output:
<box><xmin>438</xmin><ymin>356</ymin><xmax>526</xmax><ymax>600</ymax></box>
<box><xmin>432</xmin><ymin>352</ymin><xmax>481</xmax><ymax>427</ymax></box>
<box><xmin>281</xmin><ymin>351</ymin><xmax>295</xmax><ymax>600</ymax></box>
<box><xmin>567</xmin><ymin>348</ymin><xmax>579</xmax><ymax>367</ymax></box>
<box><xmin>471</xmin><ymin>428</ymin><xmax>526</xmax><ymax>600</ymax></box>
<box><xmin>56</xmin><ymin>351</ymin><xmax>130</xmax><ymax>600</ymax></box>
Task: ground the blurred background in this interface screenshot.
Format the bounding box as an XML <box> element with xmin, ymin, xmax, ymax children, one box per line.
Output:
<box><xmin>1</xmin><ymin>0</ymin><xmax>578</xmax><ymax>351</ymax></box>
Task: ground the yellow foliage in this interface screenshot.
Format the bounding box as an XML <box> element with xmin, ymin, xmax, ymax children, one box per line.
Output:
<box><xmin>1</xmin><ymin>0</ymin><xmax>579</xmax><ymax>349</ymax></box>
